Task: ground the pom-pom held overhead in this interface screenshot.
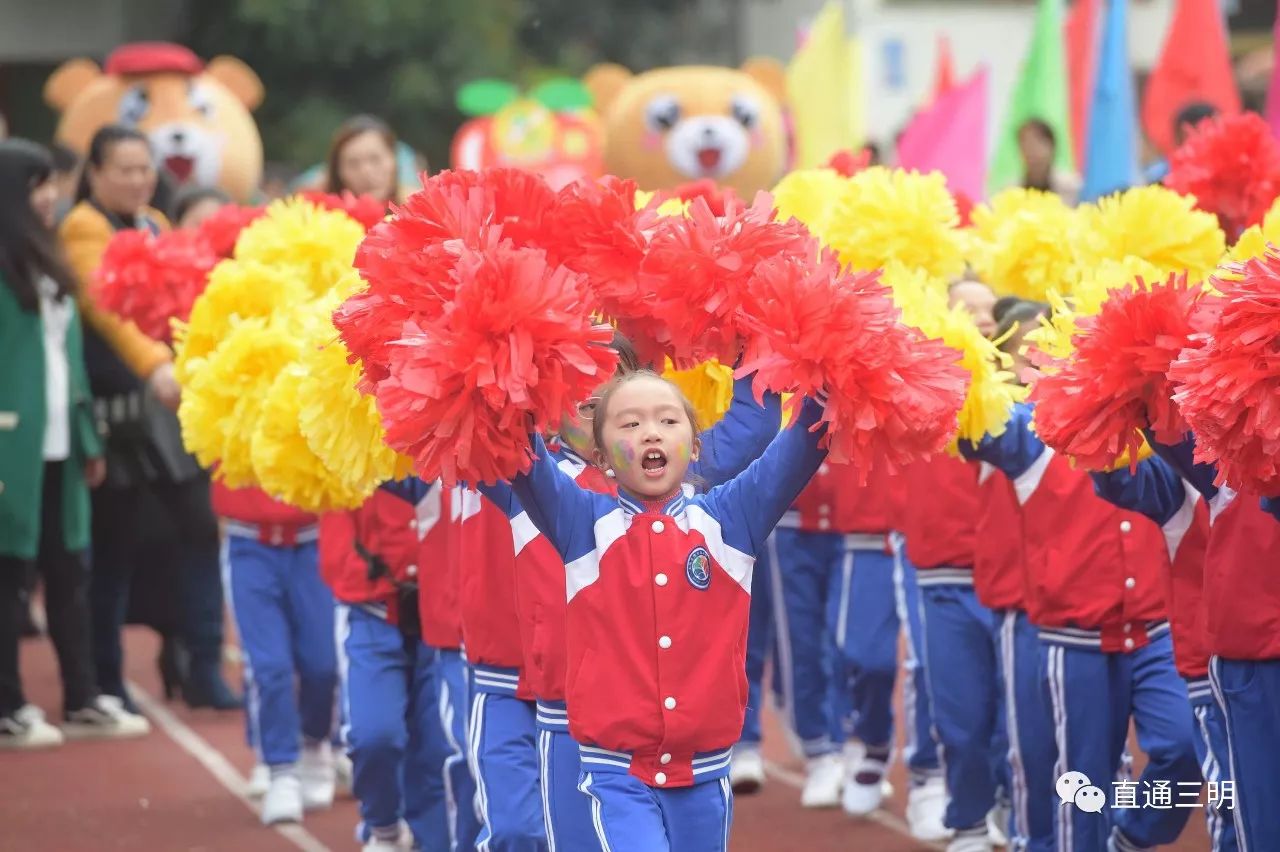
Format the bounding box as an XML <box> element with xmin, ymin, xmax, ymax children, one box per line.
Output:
<box><xmin>1075</xmin><ymin>185</ymin><xmax>1225</xmax><ymax>281</ymax></box>
<box><xmin>824</xmin><ymin>166</ymin><xmax>966</xmax><ymax>279</ymax></box>
<box><xmin>737</xmin><ymin>247</ymin><xmax>968</xmax><ymax>476</ymax></box>
<box><xmin>1171</xmin><ymin>252</ymin><xmax>1280</xmax><ymax>493</ymax></box>
<box><xmin>1165</xmin><ymin>112</ymin><xmax>1280</xmax><ymax>243</ymax></box>
<box><xmin>1229</xmin><ymin>195</ymin><xmax>1280</xmax><ymax>263</ymax></box>
<box><xmin>234</xmin><ymin>197</ymin><xmax>367</xmax><ymax>295</ymax></box>
<box><xmin>770</xmin><ymin>168</ymin><xmax>845</xmax><ymax>238</ymax></box>
<box><xmin>662</xmin><ymin>359</ymin><xmax>735</xmax><ymax>428</ymax></box>
<box><xmin>967</xmin><ymin>188</ymin><xmax>1082</xmax><ymax>300</ymax></box>
<box><xmin>93</xmin><ymin>228</ymin><xmax>219</xmax><ymax>344</ymax></box>
<box><xmin>1029</xmin><ymin>274</ymin><xmax>1214</xmax><ymax>471</ymax></box>
<box><xmin>372</xmin><ymin>243</ymin><xmax>618</xmax><ymax>486</ymax></box>
<box><xmin>881</xmin><ymin>264</ymin><xmax>1027</xmax><ymax>444</ymax></box>
<box><xmin>640</xmin><ymin>192</ymin><xmax>815</xmax><ymax>366</ymax></box>
<box><xmin>299</xmin><ymin>190</ymin><xmax>388</xmax><ymax>230</ymax></box>
<box><xmin>196</xmin><ymin>203</ymin><xmax>265</xmax><ymax>258</ymax></box>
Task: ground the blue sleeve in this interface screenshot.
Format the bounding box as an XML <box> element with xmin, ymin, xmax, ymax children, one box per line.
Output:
<box><xmin>1144</xmin><ymin>430</ymin><xmax>1220</xmax><ymax>501</ymax></box>
<box><xmin>690</xmin><ymin>373</ymin><xmax>782</xmax><ymax>488</ymax></box>
<box><xmin>700</xmin><ymin>396</ymin><xmax>829</xmax><ymax>557</ymax></box>
<box><xmin>509</xmin><ymin>434</ymin><xmax>604</xmax><ymax>563</ymax></box>
<box><xmin>957</xmin><ymin>402</ymin><xmax>1045</xmax><ymax>479</ymax></box>
<box><xmin>1089</xmin><ymin>458</ymin><xmax>1186</xmax><ymax>526</ymax></box>
<box><xmin>476</xmin><ymin>480</ymin><xmax>517</xmax><ymax>517</ymax></box>
<box><xmin>1263</xmin><ymin>496</ymin><xmax>1280</xmax><ymax>522</ymax></box>
<box><xmin>378</xmin><ymin>476</ymin><xmax>431</xmax><ymax>504</ymax></box>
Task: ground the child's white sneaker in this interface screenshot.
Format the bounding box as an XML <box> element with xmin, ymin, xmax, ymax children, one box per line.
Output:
<box><xmin>299</xmin><ymin>740</ymin><xmax>335</xmax><ymax>810</ymax></box>
<box><xmin>0</xmin><ymin>705</ymin><xmax>64</xmax><ymax>749</ymax></box>
<box><xmin>906</xmin><ymin>774</ymin><xmax>951</xmax><ymax>841</ymax></box>
<box><xmin>62</xmin><ymin>695</ymin><xmax>150</xmax><ymax>739</ymax></box>
<box><xmin>800</xmin><ymin>752</ymin><xmax>844</xmax><ymax>808</ymax></box>
<box><xmin>261</xmin><ymin>771</ymin><xmax>304</xmax><ymax>825</ymax></box>
<box><xmin>730</xmin><ymin>746</ymin><xmax>766</xmax><ymax>794</ymax></box>
<box><xmin>842</xmin><ymin>742</ymin><xmax>891</xmax><ymax>817</ymax></box>
<box><xmin>335</xmin><ymin>749</ymin><xmax>354</xmax><ymax>797</ymax></box>
<box><xmin>246</xmin><ymin>763</ymin><xmax>271</xmax><ymax>798</ymax></box>
<box><xmin>362</xmin><ymin>820</ymin><xmax>413</xmax><ymax>851</ymax></box>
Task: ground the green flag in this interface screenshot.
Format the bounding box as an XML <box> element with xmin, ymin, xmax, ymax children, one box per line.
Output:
<box><xmin>988</xmin><ymin>0</ymin><xmax>1074</xmax><ymax>194</ymax></box>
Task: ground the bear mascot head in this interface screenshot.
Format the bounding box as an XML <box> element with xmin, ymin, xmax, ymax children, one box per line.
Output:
<box><xmin>584</xmin><ymin>60</ymin><xmax>787</xmax><ymax>197</ymax></box>
<box><xmin>44</xmin><ymin>42</ymin><xmax>264</xmax><ymax>203</ymax></box>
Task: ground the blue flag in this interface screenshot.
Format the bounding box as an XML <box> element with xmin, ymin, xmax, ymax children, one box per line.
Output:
<box><xmin>1081</xmin><ymin>0</ymin><xmax>1138</xmax><ymax>201</ymax></box>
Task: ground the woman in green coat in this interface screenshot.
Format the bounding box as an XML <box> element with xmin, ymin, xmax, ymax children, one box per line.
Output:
<box><xmin>0</xmin><ymin>139</ymin><xmax>149</xmax><ymax>748</ymax></box>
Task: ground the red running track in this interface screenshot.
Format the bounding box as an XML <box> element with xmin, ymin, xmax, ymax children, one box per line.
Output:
<box><xmin>9</xmin><ymin>628</ymin><xmax>1209</xmax><ymax>851</ymax></box>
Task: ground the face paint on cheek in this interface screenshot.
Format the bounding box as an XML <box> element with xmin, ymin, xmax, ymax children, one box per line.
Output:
<box><xmin>676</xmin><ymin>442</ymin><xmax>690</xmax><ymax>462</ymax></box>
<box><xmin>610</xmin><ymin>440</ymin><xmax>635</xmax><ymax>470</ymax></box>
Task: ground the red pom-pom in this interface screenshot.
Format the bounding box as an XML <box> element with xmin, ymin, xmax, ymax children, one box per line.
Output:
<box><xmin>825</xmin><ymin>148</ymin><xmax>872</xmax><ymax>178</ymax></box>
<box><xmin>299</xmin><ymin>190</ymin><xmax>388</xmax><ymax>230</ymax></box>
<box><xmin>1165</xmin><ymin>113</ymin><xmax>1280</xmax><ymax>242</ymax></box>
<box><xmin>196</xmin><ymin>204</ymin><xmax>265</xmax><ymax>257</ymax></box>
<box><xmin>658</xmin><ymin>179</ymin><xmax>743</xmax><ymax>218</ymax></box>
<box><xmin>738</xmin><ymin>247</ymin><xmax>968</xmax><ymax>476</ymax></box>
<box><xmin>373</xmin><ymin>243</ymin><xmax>617</xmax><ymax>486</ymax></box>
<box><xmin>640</xmin><ymin>193</ymin><xmax>815</xmax><ymax>366</ymax></box>
<box><xmin>1170</xmin><ymin>252</ymin><xmax>1280</xmax><ymax>492</ymax></box>
<box><xmin>94</xmin><ymin>228</ymin><xmax>219</xmax><ymax>343</ymax></box>
<box><xmin>1029</xmin><ymin>274</ymin><xmax>1214</xmax><ymax>470</ymax></box>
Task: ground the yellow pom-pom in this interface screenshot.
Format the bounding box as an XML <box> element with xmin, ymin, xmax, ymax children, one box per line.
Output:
<box><xmin>1029</xmin><ymin>257</ymin><xmax>1164</xmax><ymax>362</ymax></box>
<box><xmin>884</xmin><ymin>265</ymin><xmax>1028</xmax><ymax>444</ymax></box>
<box><xmin>178</xmin><ymin>318</ymin><xmax>301</xmax><ymax>488</ymax></box>
<box><xmin>968</xmin><ymin>188</ymin><xmax>1082</xmax><ymax>300</ymax></box>
<box><xmin>662</xmin><ymin>358</ymin><xmax>735</xmax><ymax>428</ymax></box>
<box><xmin>251</xmin><ymin>360</ymin><xmax>370</xmax><ymax>513</ymax></box>
<box><xmin>1229</xmin><ymin>196</ymin><xmax>1280</xmax><ymax>263</ymax></box>
<box><xmin>174</xmin><ymin>260</ymin><xmax>308</xmax><ymax>383</ymax></box>
<box><xmin>771</xmin><ymin>168</ymin><xmax>845</xmax><ymax>239</ymax></box>
<box><xmin>234</xmin><ymin>197</ymin><xmax>366</xmax><ymax>295</ymax></box>
<box><xmin>1075</xmin><ymin>186</ymin><xmax>1225</xmax><ymax>280</ymax></box>
<box><xmin>824</xmin><ymin>167</ymin><xmax>965</xmax><ymax>279</ymax></box>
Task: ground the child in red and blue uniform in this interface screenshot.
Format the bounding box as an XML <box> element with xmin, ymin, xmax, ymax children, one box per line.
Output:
<box><xmin>321</xmin><ymin>478</ymin><xmax>454</xmax><ymax>851</ymax></box>
<box><xmin>216</xmin><ymin>483</ymin><xmax>338</xmax><ymax>826</ymax></box>
<box><xmin>1144</xmin><ymin>434</ymin><xmax>1280</xmax><ymax>850</ymax></box>
<box><xmin>480</xmin><ymin>371</ymin><xmax>780</xmax><ymax>850</ymax></box>
<box><xmin>963</xmin><ymin>402</ymin><xmax>1200</xmax><ymax>852</ymax></box>
<box><xmin>1091</xmin><ymin>455</ymin><xmax>1236</xmax><ymax>852</ymax></box>
<box><xmin>508</xmin><ymin>371</ymin><xmax>828</xmax><ymax>850</ymax></box>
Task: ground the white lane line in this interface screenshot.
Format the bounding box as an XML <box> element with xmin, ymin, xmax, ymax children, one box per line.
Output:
<box><xmin>763</xmin><ymin>759</ymin><xmax>948</xmax><ymax>851</ymax></box>
<box><xmin>127</xmin><ymin>679</ymin><xmax>331</xmax><ymax>852</ymax></box>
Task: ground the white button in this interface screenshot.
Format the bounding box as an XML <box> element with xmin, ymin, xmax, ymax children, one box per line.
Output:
<box><xmin>655</xmin><ymin>573</ymin><xmax>668</xmax><ymax>586</ymax></box>
<box><xmin>409</xmin><ymin>519</ymin><xmax>418</xmax><ymax>529</ymax></box>
<box><xmin>660</xmin><ymin>753</ymin><xmax>672</xmax><ymax>764</ymax></box>
<box><xmin>818</xmin><ymin>518</ymin><xmax>831</xmax><ymax>531</ymax></box>
<box><xmin>1120</xmin><ymin>520</ymin><xmax>1132</xmax><ymax>533</ymax></box>
<box><xmin>658</xmin><ymin>635</ymin><xmax>672</xmax><ymax>649</ymax></box>
<box><xmin>407</xmin><ymin>564</ymin><xmax>418</xmax><ymax>577</ymax></box>
<box><xmin>655</xmin><ymin>772</ymin><xmax>667</xmax><ymax>785</ymax></box>
<box><xmin>1123</xmin><ymin>623</ymin><xmax>1132</xmax><ymax>634</ymax></box>
<box><xmin>1125</xmin><ymin>577</ymin><xmax>1136</xmax><ymax>589</ymax></box>
<box><xmin>1124</xmin><ymin>638</ymin><xmax>1135</xmax><ymax>650</ymax></box>
<box><xmin>819</xmin><ymin>464</ymin><xmax>830</xmax><ymax>476</ymax></box>
<box><xmin>664</xmin><ymin>696</ymin><xmax>677</xmax><ymax>710</ymax></box>
<box><xmin>651</xmin><ymin>521</ymin><xmax>665</xmax><ymax>534</ymax></box>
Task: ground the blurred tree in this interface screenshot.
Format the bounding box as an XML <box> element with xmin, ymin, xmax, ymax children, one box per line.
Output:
<box><xmin>183</xmin><ymin>0</ymin><xmax>727</xmax><ymax>176</ymax></box>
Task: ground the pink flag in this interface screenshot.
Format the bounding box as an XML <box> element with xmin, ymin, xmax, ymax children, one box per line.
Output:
<box><xmin>897</xmin><ymin>66</ymin><xmax>989</xmax><ymax>201</ymax></box>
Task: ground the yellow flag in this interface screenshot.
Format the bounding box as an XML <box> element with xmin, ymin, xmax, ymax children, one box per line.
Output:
<box><xmin>787</xmin><ymin>1</ymin><xmax>863</xmax><ymax>169</ymax></box>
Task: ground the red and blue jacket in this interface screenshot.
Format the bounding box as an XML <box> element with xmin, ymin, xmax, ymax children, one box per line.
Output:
<box><xmin>212</xmin><ymin>482</ymin><xmax>318</xmax><ymax>545</ymax></box>
<box><xmin>779</xmin><ymin>456</ymin><xmax>904</xmax><ymax>553</ymax></box>
<box><xmin>320</xmin><ymin>478</ymin><xmax>441</xmax><ymax>629</ymax></box>
<box><xmin>508</xmin><ymin>396</ymin><xmax>826</xmax><ymax>789</ymax></box>
<box><xmin>1149</xmin><ymin>433</ymin><xmax>1280</xmax><ymax>661</ymax></box>
<box><xmin>1090</xmin><ymin>459</ymin><xmax>1211</xmax><ymax>687</ymax></box>
<box><xmin>1265</xmin><ymin>496</ymin><xmax>1280</xmax><ymax>521</ymax></box>
<box><xmin>419</xmin><ymin>486</ymin><xmax>463</xmax><ymax>650</ymax></box>
<box><xmin>973</xmin><ymin>462</ymin><xmax>1027</xmax><ymax>611</ymax></box>
<box><xmin>475</xmin><ymin>374</ymin><xmax>782</xmax><ymax>723</ymax></box>
<box><xmin>900</xmin><ymin>455</ymin><xmax>979</xmax><ymax>587</ymax></box>
<box><xmin>962</xmin><ymin>403</ymin><xmax>1169</xmax><ymax>652</ymax></box>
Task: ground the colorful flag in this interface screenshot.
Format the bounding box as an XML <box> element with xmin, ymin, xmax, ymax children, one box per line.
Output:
<box><xmin>988</xmin><ymin>0</ymin><xmax>1074</xmax><ymax>193</ymax></box>
<box><xmin>899</xmin><ymin>67</ymin><xmax>990</xmax><ymax>201</ymax></box>
<box><xmin>1082</xmin><ymin>0</ymin><xmax>1138</xmax><ymax>200</ymax></box>
<box><xmin>1141</xmin><ymin>0</ymin><xmax>1240</xmax><ymax>155</ymax></box>
<box><xmin>1065</xmin><ymin>0</ymin><xmax>1101</xmax><ymax>168</ymax></box>
<box><xmin>932</xmin><ymin>34</ymin><xmax>957</xmax><ymax>102</ymax></box>
<box><xmin>787</xmin><ymin>1</ymin><xmax>863</xmax><ymax>169</ymax></box>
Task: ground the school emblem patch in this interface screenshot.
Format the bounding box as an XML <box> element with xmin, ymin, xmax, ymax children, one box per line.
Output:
<box><xmin>685</xmin><ymin>546</ymin><xmax>712</xmax><ymax>590</ymax></box>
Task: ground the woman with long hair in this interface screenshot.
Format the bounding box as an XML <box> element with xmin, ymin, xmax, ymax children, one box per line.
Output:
<box><xmin>0</xmin><ymin>138</ymin><xmax>150</xmax><ymax>747</ymax></box>
<box><xmin>60</xmin><ymin>124</ymin><xmax>238</xmax><ymax>712</ymax></box>
<box><xmin>325</xmin><ymin>114</ymin><xmax>405</xmax><ymax>206</ymax></box>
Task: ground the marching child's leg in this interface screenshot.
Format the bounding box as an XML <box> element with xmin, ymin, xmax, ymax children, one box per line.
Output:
<box><xmin>287</xmin><ymin>540</ymin><xmax>338</xmax><ymax>811</ymax></box>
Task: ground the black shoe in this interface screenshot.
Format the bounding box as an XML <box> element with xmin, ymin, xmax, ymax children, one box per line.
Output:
<box><xmin>183</xmin><ymin>670</ymin><xmax>243</xmax><ymax>710</ymax></box>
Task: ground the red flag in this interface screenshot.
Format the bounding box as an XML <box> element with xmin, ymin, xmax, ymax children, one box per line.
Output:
<box><xmin>933</xmin><ymin>34</ymin><xmax>956</xmax><ymax>102</ymax></box>
<box><xmin>1065</xmin><ymin>0</ymin><xmax>1100</xmax><ymax>168</ymax></box>
<box><xmin>1141</xmin><ymin>0</ymin><xmax>1241</xmax><ymax>155</ymax></box>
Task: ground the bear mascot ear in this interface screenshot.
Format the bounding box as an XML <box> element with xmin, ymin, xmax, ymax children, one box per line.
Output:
<box><xmin>207</xmin><ymin>56</ymin><xmax>264</xmax><ymax>111</ymax></box>
<box><xmin>739</xmin><ymin>57</ymin><xmax>787</xmax><ymax>103</ymax></box>
<box><xmin>44</xmin><ymin>59</ymin><xmax>102</xmax><ymax>112</ymax></box>
<box><xmin>583</xmin><ymin>63</ymin><xmax>634</xmax><ymax>115</ymax></box>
